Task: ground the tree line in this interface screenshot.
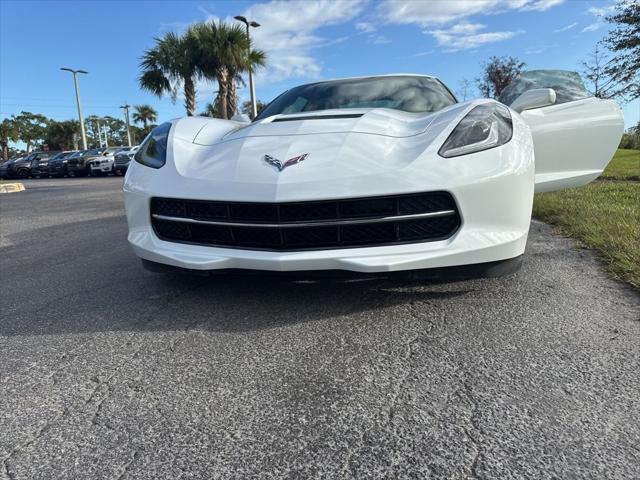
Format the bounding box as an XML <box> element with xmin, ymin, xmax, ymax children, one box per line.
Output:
<box><xmin>0</xmin><ymin>105</ymin><xmax>158</xmax><ymax>160</ymax></box>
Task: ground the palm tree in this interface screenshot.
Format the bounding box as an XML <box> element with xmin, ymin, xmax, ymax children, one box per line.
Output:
<box><xmin>139</xmin><ymin>29</ymin><xmax>203</xmax><ymax>116</ymax></box>
<box><xmin>132</xmin><ymin>105</ymin><xmax>158</xmax><ymax>128</ymax></box>
<box><xmin>191</xmin><ymin>21</ymin><xmax>266</xmax><ymax>119</ymax></box>
<box><xmin>0</xmin><ymin>119</ymin><xmax>17</xmax><ymax>161</ymax></box>
<box><xmin>199</xmin><ymin>102</ymin><xmax>217</xmax><ymax>117</ymax></box>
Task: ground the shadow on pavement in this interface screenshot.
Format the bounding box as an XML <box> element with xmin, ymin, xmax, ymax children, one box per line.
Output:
<box><xmin>1</xmin><ymin>215</ymin><xmax>477</xmax><ymax>337</ymax></box>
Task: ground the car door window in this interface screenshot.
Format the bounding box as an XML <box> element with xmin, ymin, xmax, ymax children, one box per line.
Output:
<box><xmin>499</xmin><ymin>70</ymin><xmax>590</xmax><ymax>106</ymax></box>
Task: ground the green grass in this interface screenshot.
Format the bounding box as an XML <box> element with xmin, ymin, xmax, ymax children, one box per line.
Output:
<box><xmin>601</xmin><ymin>148</ymin><xmax>640</xmax><ymax>180</ymax></box>
<box><xmin>533</xmin><ymin>172</ymin><xmax>640</xmax><ymax>288</ymax></box>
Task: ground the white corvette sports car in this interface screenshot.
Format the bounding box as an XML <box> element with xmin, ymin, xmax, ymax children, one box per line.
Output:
<box><xmin>124</xmin><ymin>71</ymin><xmax>623</xmax><ymax>277</ymax></box>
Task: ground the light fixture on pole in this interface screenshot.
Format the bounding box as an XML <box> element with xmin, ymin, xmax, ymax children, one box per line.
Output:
<box><xmin>61</xmin><ymin>67</ymin><xmax>88</xmax><ymax>150</ymax></box>
<box><xmin>120</xmin><ymin>104</ymin><xmax>132</xmax><ymax>147</ymax></box>
<box><xmin>234</xmin><ymin>15</ymin><xmax>260</xmax><ymax>119</ymax></box>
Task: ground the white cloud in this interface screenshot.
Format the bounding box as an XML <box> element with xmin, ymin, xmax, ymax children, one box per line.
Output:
<box><xmin>234</xmin><ymin>0</ymin><xmax>366</xmax><ymax>82</ymax></box>
<box><xmin>379</xmin><ymin>0</ymin><xmax>501</xmax><ymax>26</ymax></box>
<box><xmin>369</xmin><ymin>35</ymin><xmax>391</xmax><ymax>44</ymax></box>
<box><xmin>524</xmin><ymin>42</ymin><xmax>558</xmax><ymax>54</ymax></box>
<box><xmin>376</xmin><ymin>0</ymin><xmax>558</xmax><ymax>53</ymax></box>
<box><xmin>355</xmin><ymin>22</ymin><xmax>376</xmax><ymax>33</ymax></box>
<box><xmin>554</xmin><ymin>21</ymin><xmax>577</xmax><ymax>32</ymax></box>
<box><xmin>413</xmin><ymin>50</ymin><xmax>435</xmax><ymax>57</ymax></box>
<box><xmin>586</xmin><ymin>6</ymin><xmax>615</xmax><ymax>17</ymax></box>
<box><xmin>518</xmin><ymin>0</ymin><xmax>564</xmax><ymax>12</ymax></box>
<box><xmin>427</xmin><ymin>23</ymin><xmax>523</xmax><ymax>52</ymax></box>
<box><xmin>377</xmin><ymin>0</ymin><xmax>565</xmax><ymax>26</ymax></box>
<box><xmin>582</xmin><ymin>22</ymin><xmax>602</xmax><ymax>32</ymax></box>
<box><xmin>581</xmin><ymin>4</ymin><xmax>614</xmax><ymax>33</ymax></box>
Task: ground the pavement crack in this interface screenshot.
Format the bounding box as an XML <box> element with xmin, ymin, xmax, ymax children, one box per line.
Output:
<box><xmin>340</xmin><ymin>426</ymin><xmax>366</xmax><ymax>478</ymax></box>
<box><xmin>2</xmin><ymin>407</ymin><xmax>70</xmax><ymax>480</ymax></box>
<box><xmin>113</xmin><ymin>450</ymin><xmax>140</xmax><ymax>480</ymax></box>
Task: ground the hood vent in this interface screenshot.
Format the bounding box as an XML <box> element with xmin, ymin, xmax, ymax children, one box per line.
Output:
<box><xmin>272</xmin><ymin>113</ymin><xmax>364</xmax><ymax>123</ymax></box>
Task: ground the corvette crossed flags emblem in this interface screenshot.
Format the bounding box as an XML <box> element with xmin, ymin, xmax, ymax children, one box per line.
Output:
<box><xmin>264</xmin><ymin>153</ymin><xmax>309</xmax><ymax>171</ymax></box>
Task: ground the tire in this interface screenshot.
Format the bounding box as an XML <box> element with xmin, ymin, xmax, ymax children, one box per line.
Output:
<box><xmin>16</xmin><ymin>169</ymin><xmax>29</xmax><ymax>179</ymax></box>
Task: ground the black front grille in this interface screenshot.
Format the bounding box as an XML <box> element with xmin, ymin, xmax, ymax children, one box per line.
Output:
<box><xmin>150</xmin><ymin>192</ymin><xmax>461</xmax><ymax>251</ymax></box>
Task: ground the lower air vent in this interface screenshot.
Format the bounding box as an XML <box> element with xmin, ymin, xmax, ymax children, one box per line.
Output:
<box><xmin>150</xmin><ymin>192</ymin><xmax>461</xmax><ymax>251</ymax></box>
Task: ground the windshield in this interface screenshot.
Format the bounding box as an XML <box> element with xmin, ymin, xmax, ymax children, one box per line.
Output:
<box><xmin>255</xmin><ymin>75</ymin><xmax>457</xmax><ymax>121</ymax></box>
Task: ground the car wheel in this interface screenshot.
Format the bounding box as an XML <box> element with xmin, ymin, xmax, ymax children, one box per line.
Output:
<box><xmin>16</xmin><ymin>169</ymin><xmax>29</xmax><ymax>179</ymax></box>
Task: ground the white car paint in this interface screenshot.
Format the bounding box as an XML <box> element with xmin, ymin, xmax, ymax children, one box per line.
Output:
<box><xmin>123</xmin><ymin>73</ymin><xmax>623</xmax><ymax>274</ymax></box>
<box><xmin>522</xmin><ymin>97</ymin><xmax>623</xmax><ymax>192</ymax></box>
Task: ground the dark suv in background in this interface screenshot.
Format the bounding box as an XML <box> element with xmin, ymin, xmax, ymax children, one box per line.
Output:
<box><xmin>47</xmin><ymin>151</ymin><xmax>79</xmax><ymax>177</ymax></box>
<box><xmin>113</xmin><ymin>145</ymin><xmax>139</xmax><ymax>175</ymax></box>
<box><xmin>0</xmin><ymin>151</ymin><xmax>53</xmax><ymax>179</ymax></box>
<box><xmin>30</xmin><ymin>151</ymin><xmax>62</xmax><ymax>178</ymax></box>
<box><xmin>0</xmin><ymin>156</ymin><xmax>26</xmax><ymax>179</ymax></box>
<box><xmin>65</xmin><ymin>148</ymin><xmax>104</xmax><ymax>177</ymax></box>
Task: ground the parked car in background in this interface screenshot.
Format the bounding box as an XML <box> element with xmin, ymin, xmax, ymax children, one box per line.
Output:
<box><xmin>88</xmin><ymin>146</ymin><xmax>128</xmax><ymax>176</ymax></box>
<box><xmin>66</xmin><ymin>148</ymin><xmax>104</xmax><ymax>177</ymax></box>
<box><xmin>113</xmin><ymin>146</ymin><xmax>139</xmax><ymax>175</ymax></box>
<box><xmin>47</xmin><ymin>151</ymin><xmax>79</xmax><ymax>177</ymax></box>
<box><xmin>0</xmin><ymin>156</ymin><xmax>25</xmax><ymax>179</ymax></box>
<box><xmin>30</xmin><ymin>151</ymin><xmax>62</xmax><ymax>178</ymax></box>
<box><xmin>0</xmin><ymin>151</ymin><xmax>52</xmax><ymax>179</ymax></box>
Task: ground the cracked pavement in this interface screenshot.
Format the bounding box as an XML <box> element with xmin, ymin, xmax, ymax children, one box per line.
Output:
<box><xmin>1</xmin><ymin>177</ymin><xmax>639</xmax><ymax>479</ymax></box>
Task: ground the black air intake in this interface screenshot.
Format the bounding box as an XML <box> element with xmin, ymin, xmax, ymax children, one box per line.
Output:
<box><xmin>150</xmin><ymin>192</ymin><xmax>461</xmax><ymax>251</ymax></box>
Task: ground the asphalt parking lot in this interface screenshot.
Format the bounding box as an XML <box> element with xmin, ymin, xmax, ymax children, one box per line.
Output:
<box><xmin>1</xmin><ymin>177</ymin><xmax>639</xmax><ymax>479</ymax></box>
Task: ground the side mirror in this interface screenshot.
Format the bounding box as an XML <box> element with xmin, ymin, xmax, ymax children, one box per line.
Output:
<box><xmin>231</xmin><ymin>113</ymin><xmax>251</xmax><ymax>123</ymax></box>
<box><xmin>510</xmin><ymin>88</ymin><xmax>556</xmax><ymax>113</ymax></box>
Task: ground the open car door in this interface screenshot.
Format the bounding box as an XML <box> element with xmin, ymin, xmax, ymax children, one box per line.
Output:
<box><xmin>499</xmin><ymin>70</ymin><xmax>624</xmax><ymax>193</ymax></box>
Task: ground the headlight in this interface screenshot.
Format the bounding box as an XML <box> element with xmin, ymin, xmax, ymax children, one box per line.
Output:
<box><xmin>134</xmin><ymin>122</ymin><xmax>171</xmax><ymax>169</ymax></box>
<box><xmin>438</xmin><ymin>103</ymin><xmax>512</xmax><ymax>158</ymax></box>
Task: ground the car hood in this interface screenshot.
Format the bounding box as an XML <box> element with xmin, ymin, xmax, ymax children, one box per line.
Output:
<box><xmin>191</xmin><ymin>107</ymin><xmax>456</xmax><ymax>145</ymax></box>
<box><xmin>162</xmin><ymin>102</ymin><xmax>485</xmax><ymax>200</ymax></box>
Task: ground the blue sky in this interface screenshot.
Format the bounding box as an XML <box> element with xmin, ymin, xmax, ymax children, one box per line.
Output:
<box><xmin>1</xmin><ymin>0</ymin><xmax>638</xmax><ymax>131</ymax></box>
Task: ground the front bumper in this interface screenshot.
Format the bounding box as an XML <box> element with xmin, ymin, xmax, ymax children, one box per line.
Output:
<box><xmin>90</xmin><ymin>163</ymin><xmax>113</xmax><ymax>173</ymax></box>
<box><xmin>48</xmin><ymin>163</ymin><xmax>67</xmax><ymax>176</ymax></box>
<box><xmin>124</xmin><ymin>138</ymin><xmax>534</xmax><ymax>273</ymax></box>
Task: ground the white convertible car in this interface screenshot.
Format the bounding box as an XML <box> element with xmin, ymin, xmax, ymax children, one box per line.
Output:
<box><xmin>123</xmin><ymin>71</ymin><xmax>623</xmax><ymax>278</ymax></box>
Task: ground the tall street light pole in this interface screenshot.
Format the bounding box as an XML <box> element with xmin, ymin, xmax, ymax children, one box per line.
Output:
<box><xmin>120</xmin><ymin>104</ymin><xmax>132</xmax><ymax>147</ymax></box>
<box><xmin>234</xmin><ymin>15</ymin><xmax>260</xmax><ymax>119</ymax></box>
<box><xmin>61</xmin><ymin>67</ymin><xmax>88</xmax><ymax>150</ymax></box>
<box><xmin>95</xmin><ymin>119</ymin><xmax>103</xmax><ymax>147</ymax></box>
